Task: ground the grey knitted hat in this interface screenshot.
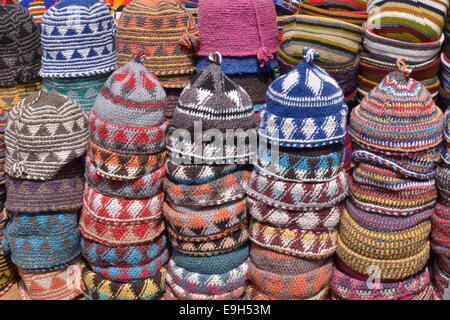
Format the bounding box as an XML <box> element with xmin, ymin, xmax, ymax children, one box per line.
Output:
<box><xmin>5</xmin><ymin>91</ymin><xmax>89</xmax><ymax>180</ymax></box>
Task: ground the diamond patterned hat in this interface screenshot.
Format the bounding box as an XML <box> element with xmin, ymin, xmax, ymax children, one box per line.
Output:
<box><xmin>259</xmin><ymin>48</ymin><xmax>348</xmax><ymax>148</ymax></box>
<box><xmin>40</xmin><ymin>0</ymin><xmax>116</xmax><ymax>78</ymax></box>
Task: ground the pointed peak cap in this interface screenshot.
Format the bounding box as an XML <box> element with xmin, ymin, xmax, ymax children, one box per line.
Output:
<box><xmin>396</xmin><ymin>57</ymin><xmax>413</xmax><ymax>78</ymax></box>
<box><xmin>208</xmin><ymin>52</ymin><xmax>223</xmax><ymax>66</ymax></box>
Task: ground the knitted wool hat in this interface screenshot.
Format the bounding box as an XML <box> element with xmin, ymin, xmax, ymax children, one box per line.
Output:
<box><xmin>198</xmin><ymin>0</ymin><xmax>278</xmax><ymax>67</ymax></box>
<box><xmin>43</xmin><ymin>73</ymin><xmax>111</xmax><ymax>114</ymax></box>
<box><xmin>367</xmin><ymin>0</ymin><xmax>448</xmax><ymax>43</ymax></box>
<box><xmin>0</xmin><ymin>5</ymin><xmax>42</xmax><ymax>86</ymax></box>
<box><xmin>246</xmin><ymin>284</ymin><xmax>330</xmax><ymax>300</ymax></box>
<box><xmin>196</xmin><ymin>56</ymin><xmax>278</xmax><ymax>75</ymax></box>
<box><xmin>5</xmin><ymin>158</ymin><xmax>85</xmax><ymax>213</ymax></box>
<box><xmin>0</xmin><ymin>79</ymin><xmax>41</xmax><ymax>111</ymax></box>
<box><xmin>5</xmin><ymin>91</ymin><xmax>89</xmax><ymax>180</ymax></box>
<box><xmin>350</xmin><ymin>63</ymin><xmax>444</xmax><ymax>154</ymax></box>
<box><xmin>40</xmin><ymin>0</ymin><xmax>116</xmax><ymax>78</ymax></box>
<box><xmin>18</xmin><ymin>0</ymin><xmax>58</xmax><ymax>25</ymax></box>
<box><xmin>299</xmin><ymin>0</ymin><xmax>368</xmax><ymax>26</ymax></box>
<box><xmin>260</xmin><ymin>48</ymin><xmax>348</xmax><ymax>148</ymax></box>
<box><xmin>116</xmin><ymin>0</ymin><xmax>198</xmax><ymax>89</ymax></box>
<box><xmin>3</xmin><ymin>211</ymin><xmax>81</xmax><ymax>271</ymax></box>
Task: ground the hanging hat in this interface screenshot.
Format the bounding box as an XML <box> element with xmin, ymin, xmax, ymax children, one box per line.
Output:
<box><xmin>0</xmin><ymin>5</ymin><xmax>42</xmax><ymax>86</ymax></box>
<box><xmin>198</xmin><ymin>0</ymin><xmax>278</xmax><ymax>67</ymax></box>
<box><xmin>5</xmin><ymin>91</ymin><xmax>89</xmax><ymax>180</ymax></box>
<box><xmin>116</xmin><ymin>0</ymin><xmax>198</xmax><ymax>88</ymax></box>
<box><xmin>40</xmin><ymin>0</ymin><xmax>116</xmax><ymax>78</ymax></box>
<box><xmin>350</xmin><ymin>59</ymin><xmax>444</xmax><ymax>153</ymax></box>
<box><xmin>260</xmin><ymin>48</ymin><xmax>348</xmax><ymax>148</ymax></box>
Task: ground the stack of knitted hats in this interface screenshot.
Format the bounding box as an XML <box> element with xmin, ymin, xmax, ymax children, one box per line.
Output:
<box><xmin>197</xmin><ymin>0</ymin><xmax>278</xmax><ymax>117</ymax></box>
<box><xmin>299</xmin><ymin>0</ymin><xmax>368</xmax><ymax>25</ymax></box>
<box><xmin>440</xmin><ymin>11</ymin><xmax>450</xmax><ymax>108</ymax></box>
<box><xmin>278</xmin><ymin>9</ymin><xmax>364</xmax><ymax>105</ymax></box>
<box><xmin>40</xmin><ymin>0</ymin><xmax>116</xmax><ymax>114</ymax></box>
<box><xmin>0</xmin><ymin>210</ymin><xmax>16</xmax><ymax>297</ymax></box>
<box><xmin>332</xmin><ymin>61</ymin><xmax>444</xmax><ymax>300</ymax></box>
<box><xmin>245</xmin><ymin>48</ymin><xmax>348</xmax><ymax>300</ymax></box>
<box><xmin>18</xmin><ymin>0</ymin><xmax>58</xmax><ymax>26</ymax></box>
<box><xmin>163</xmin><ymin>53</ymin><xmax>255</xmax><ymax>300</ymax></box>
<box><xmin>116</xmin><ymin>0</ymin><xmax>198</xmax><ymax>119</ymax></box>
<box><xmin>79</xmin><ymin>54</ymin><xmax>168</xmax><ymax>300</ymax></box>
<box><xmin>358</xmin><ymin>0</ymin><xmax>448</xmax><ymax>101</ymax></box>
<box><xmin>433</xmin><ymin>109</ymin><xmax>450</xmax><ymax>298</ymax></box>
<box><xmin>2</xmin><ymin>90</ymin><xmax>89</xmax><ymax>300</ymax></box>
<box><xmin>273</xmin><ymin>0</ymin><xmax>299</xmax><ymax>45</ymax></box>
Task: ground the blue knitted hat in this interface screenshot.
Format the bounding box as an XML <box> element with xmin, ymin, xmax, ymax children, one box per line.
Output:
<box><xmin>196</xmin><ymin>56</ymin><xmax>278</xmax><ymax>75</ymax></box>
<box><xmin>40</xmin><ymin>0</ymin><xmax>116</xmax><ymax>78</ymax></box>
<box><xmin>259</xmin><ymin>48</ymin><xmax>348</xmax><ymax>148</ymax></box>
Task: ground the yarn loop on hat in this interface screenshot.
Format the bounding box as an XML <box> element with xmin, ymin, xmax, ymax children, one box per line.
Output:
<box><xmin>303</xmin><ymin>48</ymin><xmax>320</xmax><ymax>64</ymax></box>
<box><xmin>396</xmin><ymin>58</ymin><xmax>412</xmax><ymax>78</ymax></box>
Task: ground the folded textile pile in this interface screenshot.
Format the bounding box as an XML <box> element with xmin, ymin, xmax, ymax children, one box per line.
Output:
<box><xmin>80</xmin><ymin>55</ymin><xmax>168</xmax><ymax>300</ymax></box>
<box><xmin>278</xmin><ymin>14</ymin><xmax>363</xmax><ymax>105</ymax></box>
<box><xmin>18</xmin><ymin>0</ymin><xmax>58</xmax><ymax>26</ymax></box>
<box><xmin>197</xmin><ymin>0</ymin><xmax>278</xmax><ymax>117</ymax></box>
<box><xmin>331</xmin><ymin>60</ymin><xmax>444</xmax><ymax>300</ymax></box>
<box><xmin>40</xmin><ymin>0</ymin><xmax>115</xmax><ymax>114</ymax></box>
<box><xmin>116</xmin><ymin>0</ymin><xmax>198</xmax><ymax>119</ymax></box>
<box><xmin>245</xmin><ymin>48</ymin><xmax>348</xmax><ymax>300</ymax></box>
<box><xmin>164</xmin><ymin>53</ymin><xmax>256</xmax><ymax>300</ymax></box>
<box><xmin>2</xmin><ymin>90</ymin><xmax>89</xmax><ymax>300</ymax></box>
<box><xmin>433</xmin><ymin>109</ymin><xmax>450</xmax><ymax>298</ymax></box>
<box><xmin>358</xmin><ymin>0</ymin><xmax>448</xmax><ymax>101</ymax></box>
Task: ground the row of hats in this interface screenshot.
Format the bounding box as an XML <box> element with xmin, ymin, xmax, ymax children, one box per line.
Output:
<box><xmin>163</xmin><ymin>53</ymin><xmax>255</xmax><ymax>300</ymax></box>
<box><xmin>332</xmin><ymin>60</ymin><xmax>444</xmax><ymax>300</ymax></box>
<box><xmin>244</xmin><ymin>48</ymin><xmax>348</xmax><ymax>300</ymax></box>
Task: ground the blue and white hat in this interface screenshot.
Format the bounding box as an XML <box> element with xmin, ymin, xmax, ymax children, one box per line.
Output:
<box><xmin>40</xmin><ymin>0</ymin><xmax>116</xmax><ymax>78</ymax></box>
<box><xmin>259</xmin><ymin>48</ymin><xmax>348</xmax><ymax>148</ymax></box>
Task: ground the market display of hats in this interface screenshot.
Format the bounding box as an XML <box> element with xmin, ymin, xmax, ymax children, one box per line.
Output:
<box><xmin>331</xmin><ymin>60</ymin><xmax>444</xmax><ymax>300</ymax></box>
<box><xmin>40</xmin><ymin>0</ymin><xmax>116</xmax><ymax>113</ymax></box>
<box><xmin>244</xmin><ymin>48</ymin><xmax>348</xmax><ymax>300</ymax></box>
<box><xmin>163</xmin><ymin>53</ymin><xmax>255</xmax><ymax>300</ymax></box>
<box><xmin>79</xmin><ymin>54</ymin><xmax>168</xmax><ymax>300</ymax></box>
<box><xmin>2</xmin><ymin>90</ymin><xmax>88</xmax><ymax>300</ymax></box>
<box><xmin>197</xmin><ymin>0</ymin><xmax>278</xmax><ymax>115</ymax></box>
<box><xmin>358</xmin><ymin>0</ymin><xmax>448</xmax><ymax>101</ymax></box>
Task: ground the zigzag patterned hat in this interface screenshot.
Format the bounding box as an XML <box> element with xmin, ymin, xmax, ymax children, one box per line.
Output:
<box><xmin>40</xmin><ymin>0</ymin><xmax>116</xmax><ymax>78</ymax></box>
<box><xmin>259</xmin><ymin>48</ymin><xmax>348</xmax><ymax>148</ymax></box>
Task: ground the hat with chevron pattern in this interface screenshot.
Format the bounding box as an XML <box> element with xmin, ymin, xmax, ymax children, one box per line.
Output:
<box><xmin>259</xmin><ymin>48</ymin><xmax>348</xmax><ymax>148</ymax></box>
<box><xmin>40</xmin><ymin>0</ymin><xmax>116</xmax><ymax>78</ymax></box>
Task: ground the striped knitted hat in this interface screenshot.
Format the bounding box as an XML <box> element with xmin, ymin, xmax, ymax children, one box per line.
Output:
<box><xmin>198</xmin><ymin>0</ymin><xmax>278</xmax><ymax>67</ymax></box>
<box><xmin>351</xmin><ymin>63</ymin><xmax>444</xmax><ymax>153</ymax></box>
<box><xmin>116</xmin><ymin>0</ymin><xmax>198</xmax><ymax>89</ymax></box>
<box><xmin>299</xmin><ymin>0</ymin><xmax>368</xmax><ymax>25</ymax></box>
<box><xmin>0</xmin><ymin>79</ymin><xmax>41</xmax><ymax>111</ymax></box>
<box><xmin>40</xmin><ymin>0</ymin><xmax>116</xmax><ymax>78</ymax></box>
<box><xmin>5</xmin><ymin>91</ymin><xmax>89</xmax><ymax>180</ymax></box>
<box><xmin>367</xmin><ymin>0</ymin><xmax>448</xmax><ymax>43</ymax></box>
<box><xmin>0</xmin><ymin>5</ymin><xmax>42</xmax><ymax>86</ymax></box>
<box><xmin>260</xmin><ymin>48</ymin><xmax>348</xmax><ymax>147</ymax></box>
<box><xmin>18</xmin><ymin>0</ymin><xmax>58</xmax><ymax>26</ymax></box>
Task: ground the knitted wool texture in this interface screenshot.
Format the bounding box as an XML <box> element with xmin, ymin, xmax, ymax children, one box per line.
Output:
<box><xmin>40</xmin><ymin>0</ymin><xmax>116</xmax><ymax>78</ymax></box>
<box><xmin>3</xmin><ymin>211</ymin><xmax>81</xmax><ymax>271</ymax></box>
<box><xmin>246</xmin><ymin>284</ymin><xmax>330</xmax><ymax>300</ymax></box>
<box><xmin>432</xmin><ymin>260</ymin><xmax>450</xmax><ymax>299</ymax></box>
<box><xmin>0</xmin><ymin>79</ymin><xmax>41</xmax><ymax>111</ymax></box>
<box><xmin>229</xmin><ymin>73</ymin><xmax>273</xmax><ymax>105</ymax></box>
<box><xmin>5</xmin><ymin>158</ymin><xmax>85</xmax><ymax>213</ymax></box>
<box><xmin>81</xmin><ymin>262</ymin><xmax>166</xmax><ymax>300</ymax></box>
<box><xmin>259</xmin><ymin>48</ymin><xmax>348</xmax><ymax>147</ymax></box>
<box><xmin>0</xmin><ymin>213</ymin><xmax>16</xmax><ymax>294</ymax></box>
<box><xmin>18</xmin><ymin>0</ymin><xmax>58</xmax><ymax>25</ymax></box>
<box><xmin>197</xmin><ymin>0</ymin><xmax>278</xmax><ymax>64</ymax></box>
<box><xmin>196</xmin><ymin>56</ymin><xmax>278</xmax><ymax>75</ymax></box>
<box><xmin>298</xmin><ymin>1</ymin><xmax>368</xmax><ymax>26</ymax></box>
<box><xmin>367</xmin><ymin>0</ymin><xmax>448</xmax><ymax>43</ymax></box>
<box><xmin>0</xmin><ymin>4</ymin><xmax>42</xmax><ymax>86</ymax></box>
<box><xmin>18</xmin><ymin>260</ymin><xmax>84</xmax><ymax>300</ymax></box>
<box><xmin>432</xmin><ymin>202</ymin><xmax>450</xmax><ymax>251</ymax></box>
<box><xmin>116</xmin><ymin>0</ymin><xmax>198</xmax><ymax>88</ymax></box>
<box><xmin>43</xmin><ymin>73</ymin><xmax>110</xmax><ymax>114</ymax></box>
<box><xmin>5</xmin><ymin>91</ymin><xmax>89</xmax><ymax>180</ymax></box>
<box><xmin>350</xmin><ymin>71</ymin><xmax>444</xmax><ymax>153</ymax></box>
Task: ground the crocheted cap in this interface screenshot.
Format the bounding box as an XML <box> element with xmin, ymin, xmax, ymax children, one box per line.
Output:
<box><xmin>260</xmin><ymin>48</ymin><xmax>348</xmax><ymax>147</ymax></box>
<box><xmin>198</xmin><ymin>0</ymin><xmax>278</xmax><ymax>67</ymax></box>
<box><xmin>40</xmin><ymin>0</ymin><xmax>116</xmax><ymax>78</ymax></box>
<box><xmin>5</xmin><ymin>91</ymin><xmax>89</xmax><ymax>180</ymax></box>
<box><xmin>350</xmin><ymin>59</ymin><xmax>444</xmax><ymax>153</ymax></box>
<box><xmin>0</xmin><ymin>5</ymin><xmax>42</xmax><ymax>86</ymax></box>
<box><xmin>116</xmin><ymin>0</ymin><xmax>198</xmax><ymax>88</ymax></box>
<box><xmin>171</xmin><ymin>52</ymin><xmax>256</xmax><ymax>131</ymax></box>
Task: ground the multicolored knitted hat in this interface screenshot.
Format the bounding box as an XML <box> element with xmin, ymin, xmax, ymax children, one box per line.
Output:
<box><xmin>40</xmin><ymin>0</ymin><xmax>116</xmax><ymax>78</ymax></box>
<box><xmin>18</xmin><ymin>0</ymin><xmax>58</xmax><ymax>25</ymax></box>
<box><xmin>367</xmin><ymin>0</ymin><xmax>448</xmax><ymax>43</ymax></box>
<box><xmin>0</xmin><ymin>79</ymin><xmax>41</xmax><ymax>111</ymax></box>
<box><xmin>5</xmin><ymin>91</ymin><xmax>89</xmax><ymax>180</ymax></box>
<box><xmin>298</xmin><ymin>0</ymin><xmax>368</xmax><ymax>25</ymax></box>
<box><xmin>260</xmin><ymin>48</ymin><xmax>348</xmax><ymax>147</ymax></box>
<box><xmin>116</xmin><ymin>0</ymin><xmax>198</xmax><ymax>88</ymax></box>
<box><xmin>0</xmin><ymin>4</ymin><xmax>42</xmax><ymax>86</ymax></box>
<box><xmin>198</xmin><ymin>0</ymin><xmax>278</xmax><ymax>67</ymax></box>
<box><xmin>351</xmin><ymin>60</ymin><xmax>444</xmax><ymax>153</ymax></box>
